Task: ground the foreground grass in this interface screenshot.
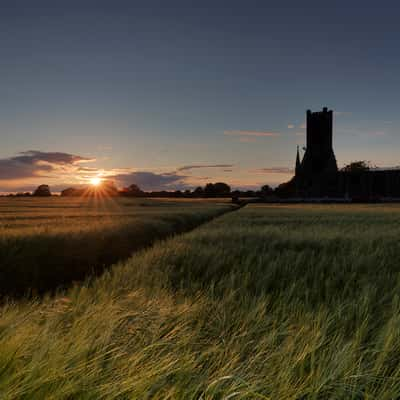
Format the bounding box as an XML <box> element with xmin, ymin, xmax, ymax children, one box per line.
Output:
<box><xmin>0</xmin><ymin>197</ymin><xmax>233</xmax><ymax>296</ymax></box>
<box><xmin>2</xmin><ymin>204</ymin><xmax>400</xmax><ymax>398</ymax></box>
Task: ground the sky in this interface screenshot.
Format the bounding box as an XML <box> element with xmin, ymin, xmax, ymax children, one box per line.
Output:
<box><xmin>1</xmin><ymin>0</ymin><xmax>400</xmax><ymax>192</ymax></box>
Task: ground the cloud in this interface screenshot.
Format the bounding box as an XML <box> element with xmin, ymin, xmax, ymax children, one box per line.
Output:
<box><xmin>77</xmin><ymin>166</ymin><xmax>99</xmax><ymax>172</ymax></box>
<box><xmin>109</xmin><ymin>171</ymin><xmax>188</xmax><ymax>191</ymax></box>
<box><xmin>0</xmin><ymin>152</ymin><xmax>192</xmax><ymax>191</ymax></box>
<box><xmin>288</xmin><ymin>124</ymin><xmax>295</xmax><ymax>129</ymax></box>
<box><xmin>224</xmin><ymin>130</ymin><xmax>280</xmax><ymax>137</ymax></box>
<box><xmin>18</xmin><ymin>150</ymin><xmax>93</xmax><ymax>165</ymax></box>
<box><xmin>108</xmin><ymin>164</ymin><xmax>239</xmax><ymax>191</ymax></box>
<box><xmin>177</xmin><ymin>164</ymin><xmax>234</xmax><ymax>172</ymax></box>
<box><xmin>0</xmin><ymin>150</ymin><xmax>94</xmax><ymax>180</ymax></box>
<box><xmin>251</xmin><ymin>167</ymin><xmax>294</xmax><ymax>174</ymax></box>
<box><xmin>2</xmin><ymin>150</ymin><xmax>282</xmax><ymax>193</ymax></box>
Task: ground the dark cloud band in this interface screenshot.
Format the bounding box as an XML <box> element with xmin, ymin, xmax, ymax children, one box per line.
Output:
<box><xmin>0</xmin><ymin>150</ymin><xmax>93</xmax><ymax>180</ymax></box>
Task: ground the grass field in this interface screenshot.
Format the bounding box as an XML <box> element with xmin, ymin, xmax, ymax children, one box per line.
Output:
<box><xmin>0</xmin><ymin>197</ymin><xmax>234</xmax><ymax>296</ymax></box>
<box><xmin>2</xmin><ymin>203</ymin><xmax>400</xmax><ymax>399</ymax></box>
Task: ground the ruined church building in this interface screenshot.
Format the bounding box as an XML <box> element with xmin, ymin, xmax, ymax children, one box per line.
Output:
<box><xmin>290</xmin><ymin>107</ymin><xmax>400</xmax><ymax>200</ymax></box>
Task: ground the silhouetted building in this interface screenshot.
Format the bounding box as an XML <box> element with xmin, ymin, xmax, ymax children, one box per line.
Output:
<box><xmin>337</xmin><ymin>169</ymin><xmax>400</xmax><ymax>200</ymax></box>
<box><xmin>294</xmin><ymin>107</ymin><xmax>338</xmax><ymax>197</ymax></box>
<box><xmin>282</xmin><ymin>107</ymin><xmax>400</xmax><ymax>200</ymax></box>
<box><xmin>295</xmin><ymin>145</ymin><xmax>301</xmax><ymax>176</ymax></box>
<box><xmin>302</xmin><ymin>107</ymin><xmax>337</xmax><ymax>175</ymax></box>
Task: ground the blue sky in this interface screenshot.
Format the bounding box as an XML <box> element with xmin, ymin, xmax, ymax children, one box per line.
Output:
<box><xmin>1</xmin><ymin>0</ymin><xmax>400</xmax><ymax>191</ymax></box>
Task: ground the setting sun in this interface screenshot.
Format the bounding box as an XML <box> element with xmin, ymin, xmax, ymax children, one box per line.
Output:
<box><xmin>90</xmin><ymin>177</ymin><xmax>102</xmax><ymax>186</ymax></box>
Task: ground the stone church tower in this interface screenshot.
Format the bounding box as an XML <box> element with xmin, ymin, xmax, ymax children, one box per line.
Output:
<box><xmin>295</xmin><ymin>107</ymin><xmax>338</xmax><ymax>196</ymax></box>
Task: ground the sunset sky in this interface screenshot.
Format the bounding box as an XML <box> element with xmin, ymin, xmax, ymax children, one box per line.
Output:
<box><xmin>1</xmin><ymin>0</ymin><xmax>400</xmax><ymax>192</ymax></box>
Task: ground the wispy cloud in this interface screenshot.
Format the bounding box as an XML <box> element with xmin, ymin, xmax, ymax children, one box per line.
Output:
<box><xmin>77</xmin><ymin>166</ymin><xmax>99</xmax><ymax>172</ymax></box>
<box><xmin>177</xmin><ymin>164</ymin><xmax>234</xmax><ymax>172</ymax></box>
<box><xmin>224</xmin><ymin>130</ymin><xmax>280</xmax><ymax>137</ymax></box>
<box><xmin>251</xmin><ymin>167</ymin><xmax>294</xmax><ymax>174</ymax></box>
<box><xmin>288</xmin><ymin>124</ymin><xmax>295</xmax><ymax>129</ymax></box>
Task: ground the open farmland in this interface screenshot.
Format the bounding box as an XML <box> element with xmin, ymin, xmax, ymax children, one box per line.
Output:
<box><xmin>2</xmin><ymin>204</ymin><xmax>400</xmax><ymax>399</ymax></box>
<box><xmin>0</xmin><ymin>197</ymin><xmax>234</xmax><ymax>296</ymax></box>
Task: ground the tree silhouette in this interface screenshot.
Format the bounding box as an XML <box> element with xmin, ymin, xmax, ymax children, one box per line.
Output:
<box><xmin>121</xmin><ymin>184</ymin><xmax>143</xmax><ymax>197</ymax></box>
<box><xmin>193</xmin><ymin>186</ymin><xmax>204</xmax><ymax>197</ymax></box>
<box><xmin>261</xmin><ymin>184</ymin><xmax>273</xmax><ymax>196</ymax></box>
<box><xmin>33</xmin><ymin>185</ymin><xmax>51</xmax><ymax>197</ymax></box>
<box><xmin>342</xmin><ymin>161</ymin><xmax>373</xmax><ymax>173</ymax></box>
<box><xmin>204</xmin><ymin>182</ymin><xmax>231</xmax><ymax>197</ymax></box>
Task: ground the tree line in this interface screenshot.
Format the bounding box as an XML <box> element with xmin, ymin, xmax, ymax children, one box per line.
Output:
<box><xmin>4</xmin><ymin>182</ymin><xmax>274</xmax><ymax>199</ymax></box>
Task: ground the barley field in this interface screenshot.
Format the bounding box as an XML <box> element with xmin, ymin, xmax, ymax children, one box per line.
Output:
<box><xmin>2</xmin><ymin>203</ymin><xmax>400</xmax><ymax>399</ymax></box>
<box><xmin>0</xmin><ymin>197</ymin><xmax>233</xmax><ymax>296</ymax></box>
